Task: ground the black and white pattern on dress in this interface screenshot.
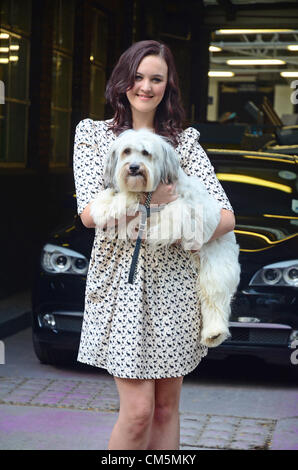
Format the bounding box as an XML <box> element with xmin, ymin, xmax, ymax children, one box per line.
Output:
<box><xmin>73</xmin><ymin>119</ymin><xmax>234</xmax><ymax>379</ymax></box>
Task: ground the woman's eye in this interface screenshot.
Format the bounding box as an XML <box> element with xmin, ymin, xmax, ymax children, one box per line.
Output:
<box><xmin>152</xmin><ymin>78</ymin><xmax>162</xmax><ymax>83</ymax></box>
<box><xmin>135</xmin><ymin>75</ymin><xmax>142</xmax><ymax>81</ymax></box>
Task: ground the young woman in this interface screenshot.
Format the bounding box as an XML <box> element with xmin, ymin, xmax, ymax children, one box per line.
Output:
<box><xmin>73</xmin><ymin>40</ymin><xmax>235</xmax><ymax>450</ymax></box>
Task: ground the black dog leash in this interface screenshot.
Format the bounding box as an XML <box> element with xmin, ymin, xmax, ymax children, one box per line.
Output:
<box><xmin>128</xmin><ymin>193</ymin><xmax>165</xmax><ymax>284</ymax></box>
<box><xmin>128</xmin><ymin>192</ymin><xmax>152</xmax><ymax>284</ymax></box>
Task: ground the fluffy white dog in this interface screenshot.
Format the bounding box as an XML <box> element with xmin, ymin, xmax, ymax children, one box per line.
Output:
<box><xmin>90</xmin><ymin>129</ymin><xmax>241</xmax><ymax>347</ymax></box>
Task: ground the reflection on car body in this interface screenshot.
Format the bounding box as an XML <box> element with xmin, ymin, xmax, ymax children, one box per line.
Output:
<box><xmin>31</xmin><ymin>149</ymin><xmax>298</xmax><ymax>376</ymax></box>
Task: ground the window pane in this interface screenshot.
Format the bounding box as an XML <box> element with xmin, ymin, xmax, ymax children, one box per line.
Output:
<box><xmin>9</xmin><ymin>35</ymin><xmax>28</xmax><ymax>100</ymax></box>
<box><xmin>90</xmin><ymin>66</ymin><xmax>105</xmax><ymax>118</ymax></box>
<box><xmin>8</xmin><ymin>102</ymin><xmax>26</xmax><ymax>162</ymax></box>
<box><xmin>52</xmin><ymin>53</ymin><xmax>72</xmax><ymax>109</ymax></box>
<box><xmin>53</xmin><ymin>0</ymin><xmax>74</xmax><ymax>52</ymax></box>
<box><xmin>90</xmin><ymin>12</ymin><xmax>108</xmax><ymax>66</ymax></box>
<box><xmin>0</xmin><ymin>31</ymin><xmax>9</xmax><ymax>96</ymax></box>
<box><xmin>0</xmin><ymin>103</ymin><xmax>6</xmax><ymax>161</ymax></box>
<box><xmin>96</xmin><ymin>14</ymin><xmax>108</xmax><ymax>65</ymax></box>
<box><xmin>0</xmin><ymin>0</ymin><xmax>10</xmax><ymax>28</ymax></box>
<box><xmin>60</xmin><ymin>0</ymin><xmax>74</xmax><ymax>51</ymax></box>
<box><xmin>10</xmin><ymin>0</ymin><xmax>32</xmax><ymax>33</ymax></box>
<box><xmin>51</xmin><ymin>110</ymin><xmax>70</xmax><ymax>164</ymax></box>
<box><xmin>0</xmin><ymin>32</ymin><xmax>28</xmax><ymax>101</ymax></box>
<box><xmin>0</xmin><ymin>0</ymin><xmax>31</xmax><ymax>33</ymax></box>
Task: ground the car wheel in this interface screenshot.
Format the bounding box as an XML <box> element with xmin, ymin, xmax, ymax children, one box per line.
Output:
<box><xmin>32</xmin><ymin>334</ymin><xmax>58</xmax><ymax>365</ymax></box>
<box><xmin>32</xmin><ymin>333</ymin><xmax>77</xmax><ymax>366</ymax></box>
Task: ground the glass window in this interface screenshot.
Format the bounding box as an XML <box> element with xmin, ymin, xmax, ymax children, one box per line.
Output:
<box><xmin>90</xmin><ymin>12</ymin><xmax>108</xmax><ymax>66</ymax></box>
<box><xmin>51</xmin><ymin>109</ymin><xmax>70</xmax><ymax>164</ymax></box>
<box><xmin>90</xmin><ymin>66</ymin><xmax>106</xmax><ymax>118</ymax></box>
<box><xmin>52</xmin><ymin>53</ymin><xmax>72</xmax><ymax>110</ymax></box>
<box><xmin>8</xmin><ymin>101</ymin><xmax>28</xmax><ymax>163</ymax></box>
<box><xmin>0</xmin><ymin>102</ymin><xmax>7</xmax><ymax>161</ymax></box>
<box><xmin>9</xmin><ymin>35</ymin><xmax>29</xmax><ymax>100</ymax></box>
<box><xmin>0</xmin><ymin>0</ymin><xmax>31</xmax><ymax>34</ymax></box>
<box><xmin>0</xmin><ymin>23</ymin><xmax>30</xmax><ymax>165</ymax></box>
<box><xmin>50</xmin><ymin>0</ymin><xmax>74</xmax><ymax>166</ymax></box>
<box><xmin>89</xmin><ymin>10</ymin><xmax>108</xmax><ymax>121</ymax></box>
<box><xmin>53</xmin><ymin>0</ymin><xmax>74</xmax><ymax>52</ymax></box>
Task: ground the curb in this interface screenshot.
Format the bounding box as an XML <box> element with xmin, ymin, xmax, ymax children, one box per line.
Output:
<box><xmin>0</xmin><ymin>311</ymin><xmax>32</xmax><ymax>340</ymax></box>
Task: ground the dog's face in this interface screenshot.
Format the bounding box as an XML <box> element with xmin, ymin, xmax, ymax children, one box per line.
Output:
<box><xmin>104</xmin><ymin>129</ymin><xmax>180</xmax><ymax>193</ymax></box>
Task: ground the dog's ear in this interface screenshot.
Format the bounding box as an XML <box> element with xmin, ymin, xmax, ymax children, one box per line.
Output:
<box><xmin>104</xmin><ymin>149</ymin><xmax>117</xmax><ymax>189</ymax></box>
<box><xmin>160</xmin><ymin>141</ymin><xmax>180</xmax><ymax>184</ymax></box>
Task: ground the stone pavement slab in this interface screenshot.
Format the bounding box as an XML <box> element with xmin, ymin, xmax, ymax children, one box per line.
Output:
<box><xmin>0</xmin><ymin>404</ymin><xmax>116</xmax><ymax>450</ymax></box>
<box><xmin>270</xmin><ymin>417</ymin><xmax>298</xmax><ymax>450</ymax></box>
<box><xmin>180</xmin><ymin>412</ymin><xmax>276</xmax><ymax>450</ymax></box>
<box><xmin>0</xmin><ymin>376</ymin><xmax>119</xmax><ymax>412</ymax></box>
<box><xmin>1</xmin><ymin>375</ymin><xmax>295</xmax><ymax>450</ymax></box>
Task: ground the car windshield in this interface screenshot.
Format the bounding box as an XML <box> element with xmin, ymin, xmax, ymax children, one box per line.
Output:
<box><xmin>210</xmin><ymin>153</ymin><xmax>298</xmax><ymax>219</ymax></box>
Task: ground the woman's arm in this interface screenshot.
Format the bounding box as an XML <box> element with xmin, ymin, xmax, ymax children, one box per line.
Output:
<box><xmin>208</xmin><ymin>209</ymin><xmax>235</xmax><ymax>242</ymax></box>
<box><xmin>190</xmin><ymin>209</ymin><xmax>235</xmax><ymax>253</ymax></box>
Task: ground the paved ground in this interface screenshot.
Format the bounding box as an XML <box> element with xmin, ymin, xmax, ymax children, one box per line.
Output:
<box><xmin>0</xmin><ymin>375</ymin><xmax>277</xmax><ymax>450</ymax></box>
<box><xmin>0</xmin><ymin>328</ymin><xmax>298</xmax><ymax>450</ymax></box>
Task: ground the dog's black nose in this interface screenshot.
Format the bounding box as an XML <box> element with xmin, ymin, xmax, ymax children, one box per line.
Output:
<box><xmin>129</xmin><ymin>163</ymin><xmax>140</xmax><ymax>174</ymax></box>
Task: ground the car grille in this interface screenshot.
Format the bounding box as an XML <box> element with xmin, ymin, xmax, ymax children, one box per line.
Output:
<box><xmin>227</xmin><ymin>327</ymin><xmax>290</xmax><ymax>346</ymax></box>
<box><xmin>54</xmin><ymin>315</ymin><xmax>83</xmax><ymax>333</ymax></box>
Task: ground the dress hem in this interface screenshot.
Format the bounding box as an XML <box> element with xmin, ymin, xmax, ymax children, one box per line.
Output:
<box><xmin>76</xmin><ymin>348</ymin><xmax>208</xmax><ymax>380</ymax></box>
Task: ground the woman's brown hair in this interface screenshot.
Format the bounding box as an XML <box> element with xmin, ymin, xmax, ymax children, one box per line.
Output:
<box><xmin>105</xmin><ymin>40</ymin><xmax>185</xmax><ymax>146</ymax></box>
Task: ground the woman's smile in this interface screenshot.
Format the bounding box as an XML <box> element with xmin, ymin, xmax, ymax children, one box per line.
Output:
<box><xmin>137</xmin><ymin>94</ymin><xmax>153</xmax><ymax>100</ymax></box>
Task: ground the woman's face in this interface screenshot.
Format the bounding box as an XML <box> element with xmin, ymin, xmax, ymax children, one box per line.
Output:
<box><xmin>126</xmin><ymin>55</ymin><xmax>168</xmax><ymax>120</ymax></box>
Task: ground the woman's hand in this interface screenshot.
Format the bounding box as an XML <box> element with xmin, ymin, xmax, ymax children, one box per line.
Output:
<box><xmin>141</xmin><ymin>182</ymin><xmax>178</xmax><ymax>206</ymax></box>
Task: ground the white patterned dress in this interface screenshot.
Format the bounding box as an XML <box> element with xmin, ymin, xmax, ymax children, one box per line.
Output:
<box><xmin>73</xmin><ymin>118</ymin><xmax>233</xmax><ymax>379</ymax></box>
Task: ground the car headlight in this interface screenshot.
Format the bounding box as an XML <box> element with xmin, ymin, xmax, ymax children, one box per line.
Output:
<box><xmin>249</xmin><ymin>260</ymin><xmax>298</xmax><ymax>287</ymax></box>
<box><xmin>41</xmin><ymin>244</ymin><xmax>89</xmax><ymax>275</ymax></box>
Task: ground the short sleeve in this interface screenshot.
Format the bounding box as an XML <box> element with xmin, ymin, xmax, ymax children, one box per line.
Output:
<box><xmin>73</xmin><ymin>118</ymin><xmax>105</xmax><ymax>215</ymax></box>
<box><xmin>177</xmin><ymin>127</ymin><xmax>234</xmax><ymax>212</ymax></box>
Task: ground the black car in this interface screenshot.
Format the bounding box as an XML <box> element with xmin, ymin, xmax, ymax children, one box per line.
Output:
<box><xmin>31</xmin><ymin>149</ymin><xmax>298</xmax><ymax>375</ymax></box>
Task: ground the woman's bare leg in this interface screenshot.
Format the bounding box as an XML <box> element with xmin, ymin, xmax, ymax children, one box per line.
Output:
<box><xmin>146</xmin><ymin>376</ymin><xmax>184</xmax><ymax>450</ymax></box>
<box><xmin>108</xmin><ymin>377</ymin><xmax>155</xmax><ymax>450</ymax></box>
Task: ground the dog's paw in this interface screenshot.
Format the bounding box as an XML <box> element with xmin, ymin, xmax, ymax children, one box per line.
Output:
<box><xmin>90</xmin><ymin>188</ymin><xmax>116</xmax><ymax>227</ymax></box>
<box><xmin>200</xmin><ymin>324</ymin><xmax>231</xmax><ymax>348</ymax></box>
<box><xmin>107</xmin><ymin>192</ymin><xmax>138</xmax><ymax>219</ymax></box>
<box><xmin>125</xmin><ymin>192</ymin><xmax>139</xmax><ymax>209</ymax></box>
